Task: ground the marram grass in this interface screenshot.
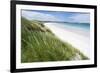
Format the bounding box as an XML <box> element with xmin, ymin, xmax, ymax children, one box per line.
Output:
<box><xmin>21</xmin><ymin>17</ymin><xmax>88</xmax><ymax>63</ymax></box>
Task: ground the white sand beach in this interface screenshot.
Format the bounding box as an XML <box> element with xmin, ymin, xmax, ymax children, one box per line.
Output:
<box><xmin>44</xmin><ymin>23</ymin><xmax>90</xmax><ymax>59</ymax></box>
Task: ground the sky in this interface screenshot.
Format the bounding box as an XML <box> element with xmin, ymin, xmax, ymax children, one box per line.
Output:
<box><xmin>22</xmin><ymin>10</ymin><xmax>90</xmax><ymax>23</ymax></box>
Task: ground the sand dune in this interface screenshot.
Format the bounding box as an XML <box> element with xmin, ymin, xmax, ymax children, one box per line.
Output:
<box><xmin>44</xmin><ymin>23</ymin><xmax>90</xmax><ymax>59</ymax></box>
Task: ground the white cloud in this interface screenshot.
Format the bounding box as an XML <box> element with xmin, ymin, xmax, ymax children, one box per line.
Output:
<box><xmin>68</xmin><ymin>14</ymin><xmax>90</xmax><ymax>23</ymax></box>
<box><xmin>21</xmin><ymin>10</ymin><xmax>59</xmax><ymax>21</ymax></box>
<box><xmin>22</xmin><ymin>10</ymin><xmax>90</xmax><ymax>23</ymax></box>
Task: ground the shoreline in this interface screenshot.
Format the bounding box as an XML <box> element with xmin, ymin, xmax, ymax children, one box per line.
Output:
<box><xmin>44</xmin><ymin>23</ymin><xmax>90</xmax><ymax>59</ymax></box>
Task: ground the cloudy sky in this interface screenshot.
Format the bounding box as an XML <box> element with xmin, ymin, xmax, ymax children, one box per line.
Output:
<box><xmin>22</xmin><ymin>10</ymin><xmax>90</xmax><ymax>23</ymax></box>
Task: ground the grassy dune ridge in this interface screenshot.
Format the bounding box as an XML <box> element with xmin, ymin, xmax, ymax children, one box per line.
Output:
<box><xmin>21</xmin><ymin>17</ymin><xmax>88</xmax><ymax>63</ymax></box>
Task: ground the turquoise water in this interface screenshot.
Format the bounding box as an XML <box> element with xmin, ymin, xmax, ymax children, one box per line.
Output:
<box><xmin>64</xmin><ymin>23</ymin><xmax>90</xmax><ymax>31</ymax></box>
<box><xmin>51</xmin><ymin>22</ymin><xmax>90</xmax><ymax>32</ymax></box>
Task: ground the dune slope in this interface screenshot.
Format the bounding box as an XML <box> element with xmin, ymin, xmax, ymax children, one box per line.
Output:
<box><xmin>21</xmin><ymin>17</ymin><xmax>88</xmax><ymax>63</ymax></box>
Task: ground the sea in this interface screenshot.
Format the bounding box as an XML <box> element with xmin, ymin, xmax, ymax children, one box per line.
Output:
<box><xmin>47</xmin><ymin>22</ymin><xmax>90</xmax><ymax>32</ymax></box>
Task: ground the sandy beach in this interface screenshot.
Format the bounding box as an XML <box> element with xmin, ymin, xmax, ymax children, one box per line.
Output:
<box><xmin>44</xmin><ymin>23</ymin><xmax>90</xmax><ymax>59</ymax></box>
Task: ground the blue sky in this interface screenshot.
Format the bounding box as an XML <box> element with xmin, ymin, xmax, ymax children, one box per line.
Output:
<box><xmin>22</xmin><ymin>10</ymin><xmax>90</xmax><ymax>23</ymax></box>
